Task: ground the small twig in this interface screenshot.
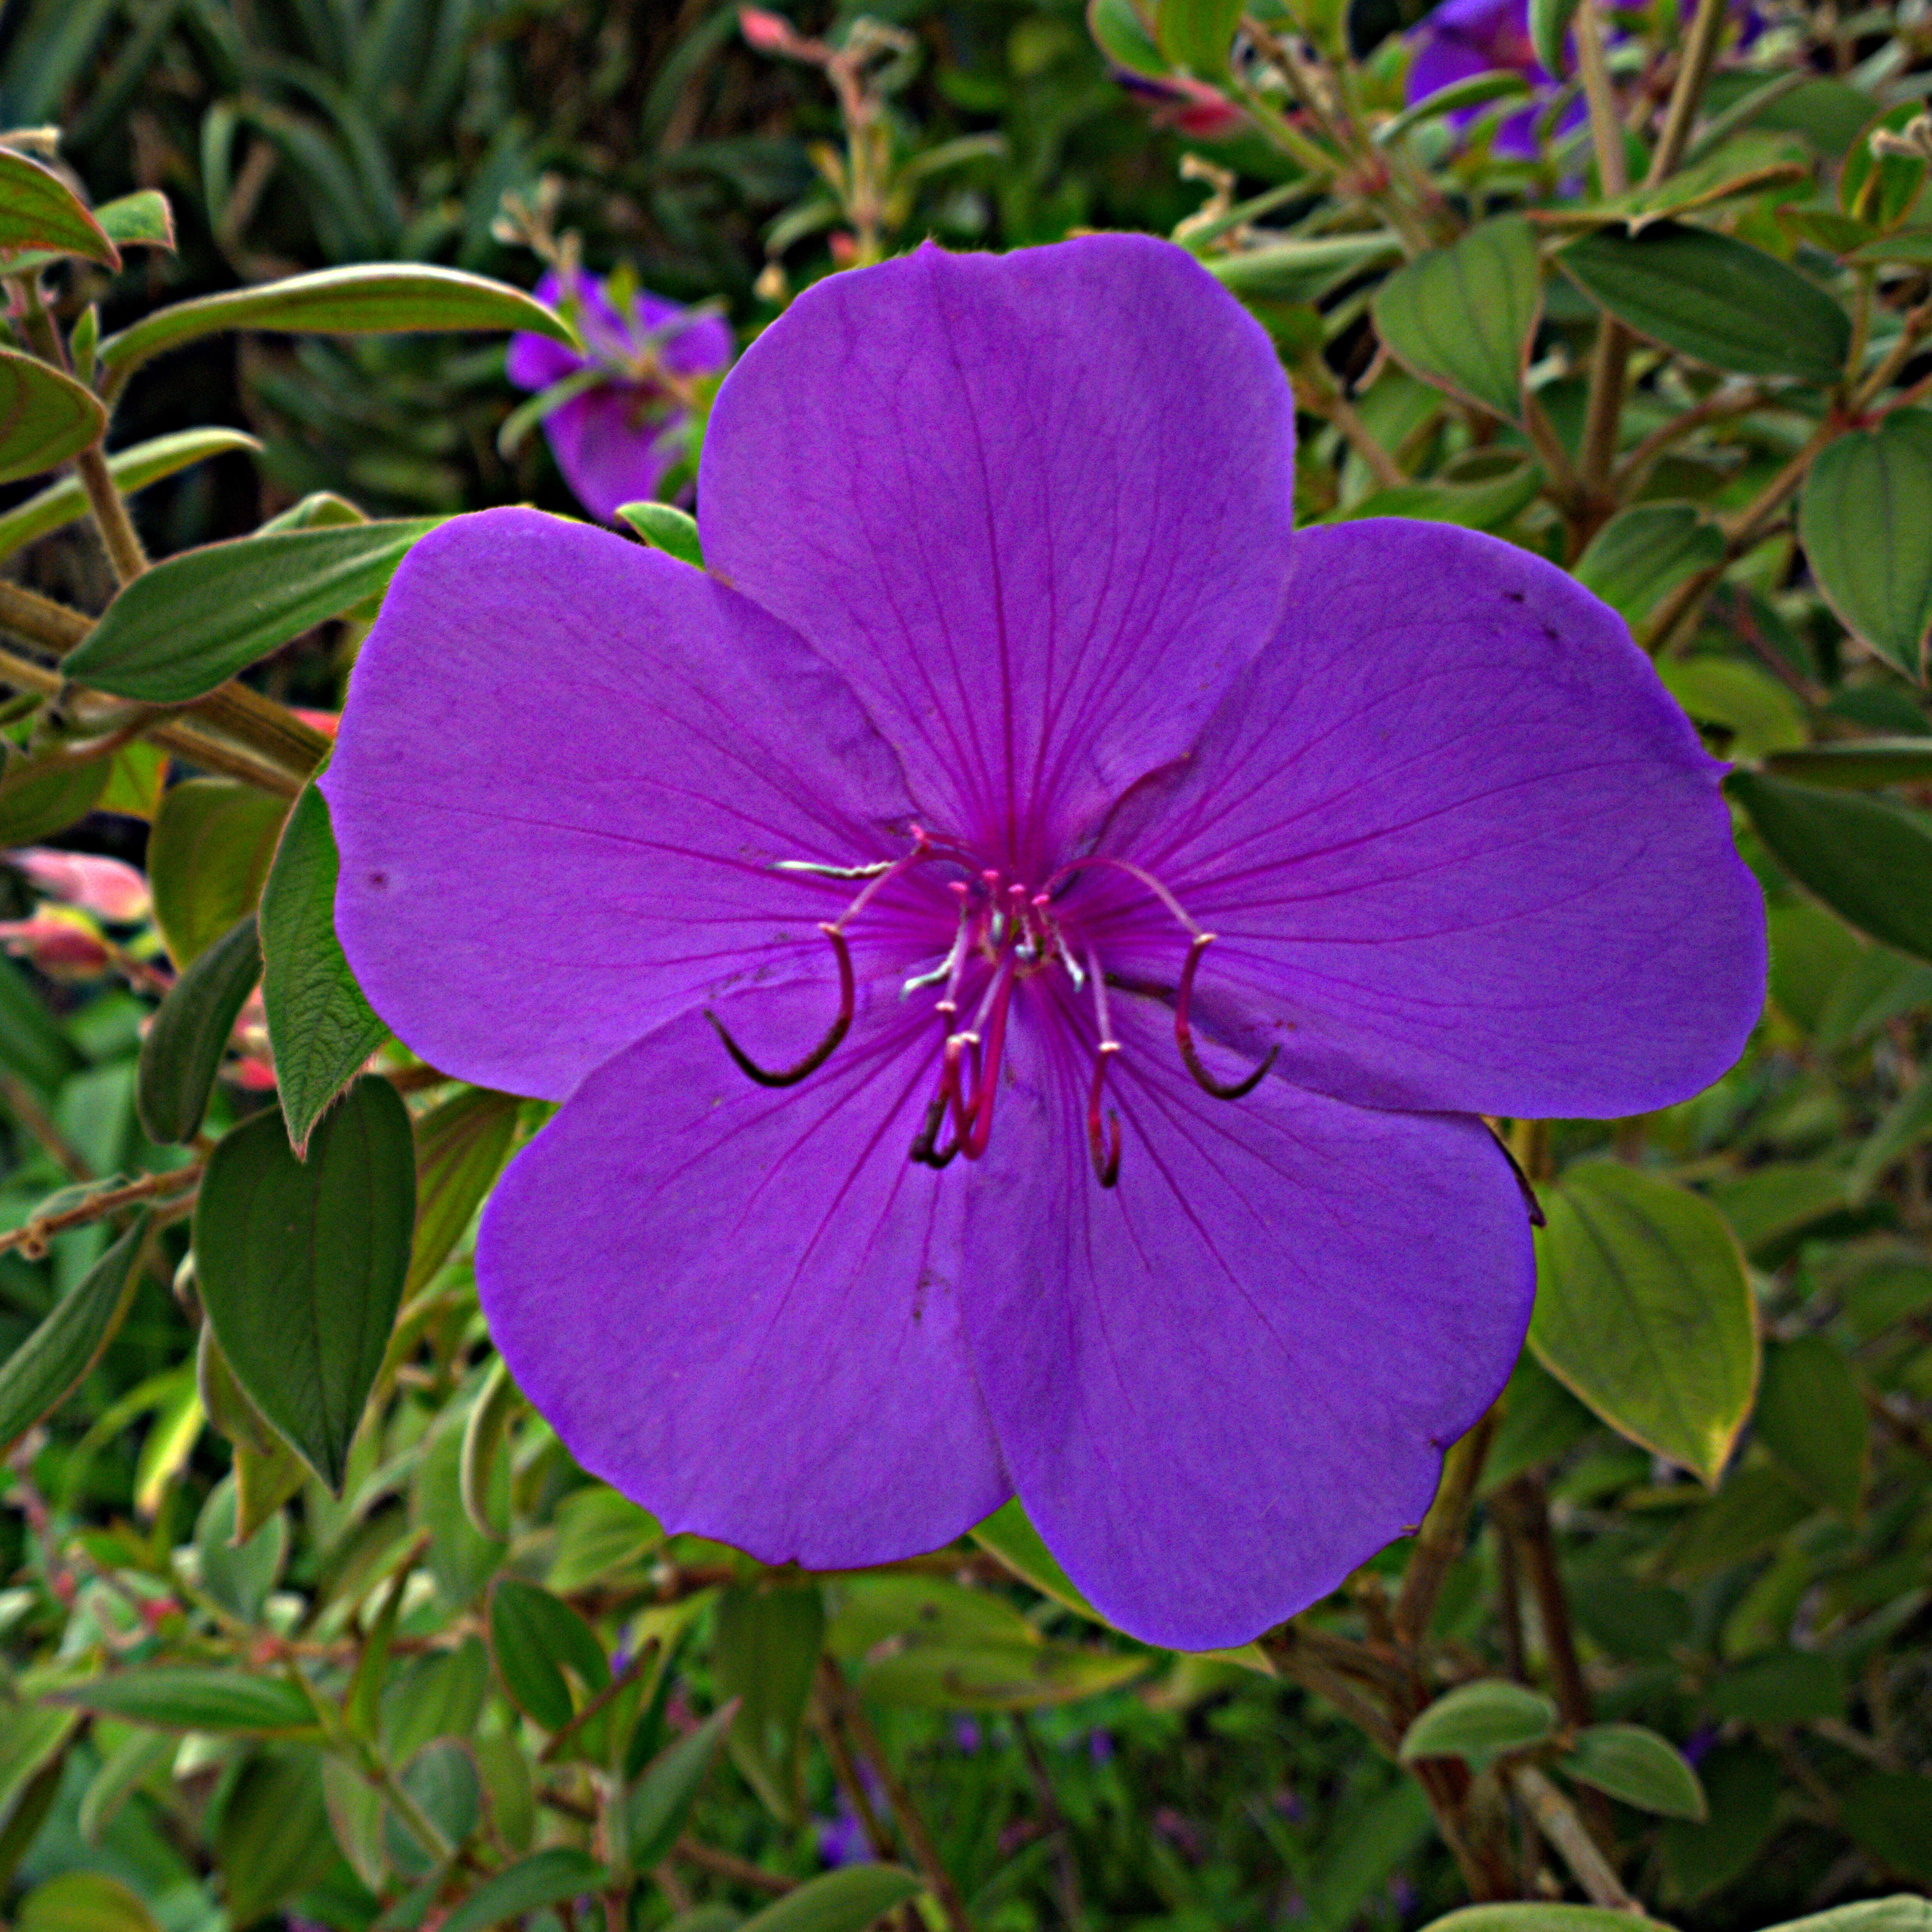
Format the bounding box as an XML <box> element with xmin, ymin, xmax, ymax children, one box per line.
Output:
<box><xmin>1012</xmin><ymin>1713</ymin><xmax>1087</xmax><ymax>1929</ymax></box>
<box><xmin>1509</xmin><ymin>1766</ymin><xmax>1639</xmax><ymax>1910</ymax></box>
<box><xmin>0</xmin><ymin>1165</ymin><xmax>201</xmax><ymax>1258</ymax></box>
<box><xmin>672</xmin><ymin>1837</ymin><xmax>796</xmax><ymax>1896</ymax></box>
<box><xmin>1294</xmin><ymin>361</ymin><xmax>1408</xmax><ymax>490</ymax></box>
<box><xmin>0</xmin><ymin>1070</ymin><xmax>94</xmax><ymax>1184</ymax></box>
<box><xmin>1394</xmin><ymin>1408</ymin><xmax>1499</xmax><ymax>1646</ymax></box>
<box><xmin>1646</xmin><ymin>0</ymin><xmax>1732</xmax><ymax>186</ymax></box>
<box><xmin>73</xmin><ymin>447</ymin><xmax>148</xmax><ymax>585</ymax></box>
<box><xmin>0</xmin><ymin>580</ymin><xmax>91</xmax><ymax>653</ymax></box>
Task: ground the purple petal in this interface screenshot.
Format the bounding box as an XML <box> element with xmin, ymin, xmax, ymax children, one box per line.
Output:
<box><xmin>961</xmin><ymin>984</ymin><xmax>1531</xmax><ymax>1651</ymax></box>
<box><xmin>540</xmin><ymin>386</ymin><xmax>686</xmax><ymax>523</ymax></box>
<box><xmin>1103</xmin><ymin>520</ymin><xmax>1765</xmax><ymax>1119</ymax></box>
<box><xmin>506</xmin><ymin>328</ymin><xmax>587</xmax><ymax>392</ymax></box>
<box><xmin>322</xmin><ymin>508</ymin><xmax>915</xmax><ymax>1099</ymax></box>
<box><xmin>699</xmin><ymin>237</ymin><xmax>1296</xmax><ymax>864</ymax></box>
<box><xmin>476</xmin><ymin>982</ymin><xmax>1008</xmax><ymax>1565</ymax></box>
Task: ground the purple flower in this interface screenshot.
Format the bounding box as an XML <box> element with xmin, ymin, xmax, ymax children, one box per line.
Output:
<box><xmin>505</xmin><ymin>267</ymin><xmax>733</xmax><ymax>524</ymax></box>
<box><xmin>1404</xmin><ymin>0</ymin><xmax>1584</xmax><ymax>160</ymax></box>
<box><xmin>323</xmin><ymin>236</ymin><xmax>1762</xmax><ymax>1651</ymax></box>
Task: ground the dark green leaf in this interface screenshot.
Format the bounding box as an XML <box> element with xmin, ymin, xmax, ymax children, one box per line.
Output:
<box><xmin>1086</xmin><ymin>0</ymin><xmax>1167</xmax><ymax>77</ymax></box>
<box><xmin>260</xmin><ymin>784</ymin><xmax>387</xmax><ymax>1155</ymax></box>
<box><xmin>1659</xmin><ymin>1745</ymin><xmax>1779</xmax><ymax>1904</ymax></box>
<box><xmin>616</xmin><ymin>500</ymin><xmax>705</xmax><ymax>568</ymax></box>
<box><xmin>736</xmin><ymin>1867</ymin><xmax>923</xmax><ymax>1932</ymax></box>
<box><xmin>146</xmin><ymin>779</ymin><xmax>289</xmax><ymax>968</ymax></box>
<box><xmin>1559</xmin><ymin>223</ymin><xmax>1850</xmax><ymax>384</ymax></box>
<box><xmin>0</xmin><ymin>951</ymin><xmax>79</xmax><ymax>1094</ymax></box>
<box><xmin>1662</xmin><ymin>1466</ymin><xmax>1813</xmax><ymax>1580</ymax></box>
<box><xmin>97</xmin><ymin>264</ymin><xmax>577</xmax><ymax>388</ymax></box>
<box><xmin>1559</xmin><ymin>1724</ymin><xmax>1706</xmax><ymax>1819</ymax></box>
<box><xmin>1763</xmin><ymin>739</ymin><xmax>1932</xmax><ymax>788</ymax></box>
<box><xmin>0</xmin><ymin>427</ymin><xmax>259</xmax><ymax>563</ymax></box>
<box><xmin>1372</xmin><ymin>217</ymin><xmax>1539</xmax><ymax>420</ymax></box>
<box><xmin>65</xmin><ymin>520</ymin><xmax>440</xmax><ymax>703</ymax></box>
<box><xmin>1798</xmin><ymin>410</ymin><xmax>1932</xmax><ymax>677</ymax></box>
<box><xmin>0</xmin><ymin>1213</ymin><xmax>148</xmax><ymax>1454</ymax></box>
<box><xmin>627</xmin><ymin>1701</ymin><xmax>737</xmax><ymax>1868</ymax></box>
<box><xmin>0</xmin><ymin>349</ymin><xmax>107</xmax><ymax>486</ymax></box>
<box><xmin>1398</xmin><ymin>1681</ymin><xmax>1557</xmax><ymax>1767</ymax></box>
<box><xmin>1755</xmin><ymin>1333</ymin><xmax>1867</xmax><ymax>1514</ymax></box>
<box><xmin>714</xmin><ymin>1585</ymin><xmax>825</xmax><ymax>1823</ymax></box>
<box><xmin>406</xmin><ymin>1086</ymin><xmax>520</xmax><ymax>1294</ymax></box>
<box><xmin>488</xmin><ymin>1578</ymin><xmax>610</xmax><ymax>1733</ymax></box>
<box><xmin>0</xmin><ymin>147</ymin><xmax>116</xmax><ymax>264</ymax></box>
<box><xmin>437</xmin><ymin>1850</ymin><xmax>608</xmax><ymax>1932</ymax></box>
<box><xmin>215</xmin><ymin>1748</ymin><xmax>334</xmax><ymax>1927</ymax></box>
<box><xmin>1575</xmin><ymin>503</ymin><xmax>1725</xmax><ymax>626</ymax></box>
<box><xmin>136</xmin><ymin>912</ymin><xmax>260</xmax><ymax>1144</ymax></box>
<box><xmin>1851</xmin><ymin>1074</ymin><xmax>1932</xmax><ymax>1199</ymax></box>
<box><xmin>1704</xmin><ymin>1648</ymin><xmax>1844</xmax><ymax>1722</ymax></box>
<box><xmin>0</xmin><ymin>752</ymin><xmax>110</xmax><ymax>847</ymax></box>
<box><xmin>1840</xmin><ymin>1773</ymin><xmax>1932</xmax><ymax>1884</ymax></box>
<box><xmin>194</xmin><ymin>1473</ymin><xmax>287</xmax><ymax>1623</ymax></box>
<box><xmin>1728</xmin><ymin>770</ymin><xmax>1932</xmax><ymax>963</ymax></box>
<box><xmin>194</xmin><ymin>1076</ymin><xmax>415</xmax><ymax>1490</ymax></box>
<box><xmin>1531</xmin><ymin>1162</ymin><xmax>1757</xmax><ymax>1483</ymax></box>
<box><xmin>51</xmin><ymin>1668</ymin><xmax>319</xmax><ymax>1735</ymax></box>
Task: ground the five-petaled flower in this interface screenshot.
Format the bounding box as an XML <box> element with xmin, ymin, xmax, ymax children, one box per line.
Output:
<box><xmin>326</xmin><ymin>236</ymin><xmax>1763</xmax><ymax>1650</ymax></box>
<box><xmin>506</xmin><ymin>266</ymin><xmax>733</xmax><ymax>524</ymax></box>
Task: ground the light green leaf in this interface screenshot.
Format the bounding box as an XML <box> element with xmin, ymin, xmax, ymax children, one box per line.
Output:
<box><xmin>135</xmin><ymin>912</ymin><xmax>260</xmax><ymax>1145</ymax></box>
<box><xmin>1658</xmin><ymin>656</ymin><xmax>1808</xmax><ymax>760</ymax></box>
<box><xmin>50</xmin><ymin>1667</ymin><xmax>319</xmax><ymax>1735</ymax></box>
<box><xmin>260</xmin><ymin>784</ymin><xmax>387</xmax><ymax>1156</ymax></box>
<box><xmin>437</xmin><ymin>1850</ymin><xmax>609</xmax><ymax>1932</ymax></box>
<box><xmin>1560</xmin><ymin>1723</ymin><xmax>1707</xmax><ymax>1819</ymax></box>
<box><xmin>194</xmin><ymin>1076</ymin><xmax>415</xmax><ymax>1491</ymax></box>
<box><xmin>1420</xmin><ymin>1910</ymin><xmax>1672</xmax><ymax>1932</ymax></box>
<box><xmin>1729</xmin><ymin>770</ymin><xmax>1932</xmax><ymax>963</ymax></box>
<box><xmin>1530</xmin><ymin>1161</ymin><xmax>1758</xmax><ymax>1483</ymax></box>
<box><xmin>97</xmin><ymin>263</ymin><xmax>578</xmax><ymax>389</ymax></box>
<box><xmin>0</xmin><ymin>147</ymin><xmax>116</xmax><ymax>264</ymax></box>
<box><xmin>1398</xmin><ymin>1680</ymin><xmax>1557</xmax><ymax>1767</ymax></box>
<box><xmin>1560</xmin><ymin>223</ymin><xmax>1850</xmax><ymax>384</ymax></box>
<box><xmin>1087</xmin><ymin>0</ymin><xmax>1167</xmax><ymax>77</ymax></box>
<box><xmin>627</xmin><ymin>1702</ymin><xmax>737</xmax><ymax>1869</ymax></box>
<box><xmin>1575</xmin><ymin>503</ymin><xmax>1724</xmax><ymax>626</ymax></box>
<box><xmin>1155</xmin><ymin>0</ymin><xmax>1241</xmax><ymax>77</ymax></box>
<box><xmin>1760</xmin><ymin>1898</ymin><xmax>1932</xmax><ymax>1932</ymax></box>
<box><xmin>64</xmin><ymin>519</ymin><xmax>440</xmax><ymax>703</ymax></box>
<box><xmin>616</xmin><ymin>500</ymin><xmax>705</xmax><ymax>568</ymax></box>
<box><xmin>488</xmin><ymin>1577</ymin><xmax>610</xmax><ymax>1734</ymax></box>
<box><xmin>972</xmin><ymin>1495</ymin><xmax>1099</xmax><ymax>1620</ymax></box>
<box><xmin>146</xmin><ymin>778</ymin><xmax>288</xmax><ymax>969</ymax></box>
<box><xmin>0</xmin><ymin>1213</ymin><xmax>149</xmax><ymax>1455</ymax></box>
<box><xmin>0</xmin><ymin>428</ymin><xmax>260</xmax><ymax>564</ymax></box>
<box><xmin>1799</xmin><ymin>410</ymin><xmax>1932</xmax><ymax>677</ymax></box>
<box><xmin>0</xmin><ymin>349</ymin><xmax>107</xmax><ymax>486</ymax></box>
<box><xmin>1208</xmin><ymin>234</ymin><xmax>1405</xmax><ymax>298</ymax></box>
<box><xmin>1527</xmin><ymin>0</ymin><xmax>1577</xmax><ymax>83</ymax></box>
<box><xmin>17</xmin><ymin>1872</ymin><xmax>160</xmax><ymax>1932</ymax></box>
<box><xmin>406</xmin><ymin>1085</ymin><xmax>520</xmax><ymax>1294</ymax></box>
<box><xmin>860</xmin><ymin>1641</ymin><xmax>1150</xmax><ymax>1710</ymax></box>
<box><xmin>737</xmin><ymin>1867</ymin><xmax>924</xmax><ymax>1932</ymax></box>
<box><xmin>1372</xmin><ymin>217</ymin><xmax>1539</xmax><ymax>421</ymax></box>
<box><xmin>1377</xmin><ymin>71</ymin><xmax>1531</xmax><ymax>147</ymax></box>
<box><xmin>1336</xmin><ymin>453</ymin><xmax>1542</xmax><ymax>531</ymax></box>
<box><xmin>714</xmin><ymin>1585</ymin><xmax>824</xmax><ymax>1824</ymax></box>
<box><xmin>194</xmin><ymin>1471</ymin><xmax>288</xmax><ymax>1623</ymax></box>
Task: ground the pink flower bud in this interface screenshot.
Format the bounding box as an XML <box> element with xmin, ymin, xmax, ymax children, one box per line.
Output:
<box><xmin>738</xmin><ymin>7</ymin><xmax>796</xmax><ymax>53</ymax></box>
<box><xmin>7</xmin><ymin>847</ymin><xmax>150</xmax><ymax>922</ymax></box>
<box><xmin>0</xmin><ymin>907</ymin><xmax>111</xmax><ymax>979</ymax></box>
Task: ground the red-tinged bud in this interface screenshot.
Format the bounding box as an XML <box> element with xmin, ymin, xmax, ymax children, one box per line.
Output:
<box><xmin>739</xmin><ymin>7</ymin><xmax>796</xmax><ymax>54</ymax></box>
<box><xmin>828</xmin><ymin>231</ymin><xmax>859</xmax><ymax>265</ymax></box>
<box><xmin>7</xmin><ymin>847</ymin><xmax>150</xmax><ymax>922</ymax></box>
<box><xmin>0</xmin><ymin>907</ymin><xmax>112</xmax><ymax>979</ymax></box>
<box><xmin>293</xmin><ymin>708</ymin><xmax>340</xmax><ymax>739</ymax></box>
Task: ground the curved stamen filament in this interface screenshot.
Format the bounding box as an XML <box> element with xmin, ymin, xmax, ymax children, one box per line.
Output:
<box><xmin>1087</xmin><ymin>1045</ymin><xmax>1122</xmax><ymax>1188</ymax></box>
<box><xmin>706</xmin><ymin>922</ymin><xmax>854</xmax><ymax>1088</ymax></box>
<box><xmin>1042</xmin><ymin>854</ymin><xmax>1204</xmax><ymax>938</ymax></box>
<box><xmin>961</xmin><ymin>965</ymin><xmax>1016</xmax><ymax>1160</ymax></box>
<box><xmin>1175</xmin><ymin>933</ymin><xmax>1278</xmax><ymax>1102</ymax></box>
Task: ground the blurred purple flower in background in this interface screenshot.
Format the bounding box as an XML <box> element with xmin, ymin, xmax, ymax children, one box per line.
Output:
<box><xmin>327</xmin><ymin>236</ymin><xmax>1762</xmax><ymax>1652</ymax></box>
<box><xmin>1404</xmin><ymin>0</ymin><xmax>1583</xmax><ymax>158</ymax></box>
<box><xmin>505</xmin><ymin>266</ymin><xmax>733</xmax><ymax>523</ymax></box>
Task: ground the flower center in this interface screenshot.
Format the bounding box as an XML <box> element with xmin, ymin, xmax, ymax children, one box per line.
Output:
<box><xmin>703</xmin><ymin>828</ymin><xmax>1277</xmax><ymax>1189</ymax></box>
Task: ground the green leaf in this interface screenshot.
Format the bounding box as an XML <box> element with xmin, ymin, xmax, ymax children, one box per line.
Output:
<box><xmin>1576</xmin><ymin>502</ymin><xmax>1724</xmax><ymax>628</ymax></box>
<box><xmin>1760</xmin><ymin>1899</ymin><xmax>1932</xmax><ymax>1932</ymax></box>
<box><xmin>1706</xmin><ymin>1160</ymin><xmax>1848</xmax><ymax>1254</ymax></box>
<box><xmin>0</xmin><ymin>349</ymin><xmax>107</xmax><ymax>486</ymax></box>
<box><xmin>147</xmin><ymin>778</ymin><xmax>289</xmax><ymax>969</ymax></box>
<box><xmin>0</xmin><ymin>428</ymin><xmax>260</xmax><ymax>563</ymax></box>
<box><xmin>1842</xmin><ymin>103</ymin><xmax>1927</xmax><ymax>230</ymax></box>
<box><xmin>546</xmin><ymin>1486</ymin><xmax>663</xmax><ymax>1594</ymax></box>
<box><xmin>216</xmin><ymin>1747</ymin><xmax>335</xmax><ymax>1927</ymax></box>
<box><xmin>0</xmin><ymin>148</ymin><xmax>116</xmax><ymax>265</ymax></box>
<box><xmin>0</xmin><ymin>752</ymin><xmax>110</xmax><ymax>847</ymax></box>
<box><xmin>51</xmin><ymin>1667</ymin><xmax>319</xmax><ymax>1735</ymax></box>
<box><xmin>1376</xmin><ymin>71</ymin><xmax>1531</xmax><ymax>146</ymax></box>
<box><xmin>714</xmin><ymin>1585</ymin><xmax>825</xmax><ymax>1823</ymax></box>
<box><xmin>1559</xmin><ymin>223</ymin><xmax>1850</xmax><ymax>384</ymax></box>
<box><xmin>1851</xmin><ymin>1073</ymin><xmax>1932</xmax><ymax>1200</ymax></box>
<box><xmin>98</xmin><ymin>189</ymin><xmax>173</xmax><ymax>250</ymax></box>
<box><xmin>859</xmin><ymin>1641</ymin><xmax>1150</xmax><ymax>1710</ymax></box>
<box><xmin>1335</xmin><ymin>453</ymin><xmax>1542</xmax><ymax>532</ymax></box>
<box><xmin>1155</xmin><ymin>0</ymin><xmax>1241</xmax><ymax>77</ymax></box>
<box><xmin>1763</xmin><ymin>738</ymin><xmax>1932</xmax><ymax>788</ymax></box>
<box><xmin>1658</xmin><ymin>656</ymin><xmax>1807</xmax><ymax>760</ymax></box>
<box><xmin>616</xmin><ymin>500</ymin><xmax>705</xmax><ymax>568</ymax></box>
<box><xmin>1530</xmin><ymin>1161</ymin><xmax>1758</xmax><ymax>1483</ymax></box>
<box><xmin>627</xmin><ymin>1701</ymin><xmax>737</xmax><ymax>1869</ymax></box>
<box><xmin>1754</xmin><ymin>1333</ymin><xmax>1868</xmax><ymax>1514</ymax></box>
<box><xmin>1816</xmin><ymin>944</ymin><xmax>1932</xmax><ymax>1048</ymax></box>
<box><xmin>65</xmin><ymin>520</ymin><xmax>440</xmax><ymax>703</ymax></box>
<box><xmin>1661</xmin><ymin>1464</ymin><xmax>1812</xmax><ymax>1579</ymax></box>
<box><xmin>1559</xmin><ymin>1724</ymin><xmax>1706</xmax><ymax>1819</ymax></box>
<box><xmin>1704</xmin><ymin>1648</ymin><xmax>1844</xmax><ymax>1722</ymax></box>
<box><xmin>17</xmin><ymin>1873</ymin><xmax>160</xmax><ymax>1932</ymax></box>
<box><xmin>1207</xmin><ymin>234</ymin><xmax>1405</xmax><ymax>298</ymax></box>
<box><xmin>1840</xmin><ymin>1773</ymin><xmax>1932</xmax><ymax>1885</ymax></box>
<box><xmin>1371</xmin><ymin>217</ymin><xmax>1539</xmax><ymax>421</ymax></box>
<box><xmin>827</xmin><ymin>1576</ymin><xmax>1042</xmax><ymax>1656</ymax></box>
<box><xmin>1420</xmin><ymin>1911</ymin><xmax>1672</xmax><ymax>1932</ymax></box>
<box><xmin>1398</xmin><ymin>1680</ymin><xmax>1557</xmax><ymax>1767</ymax></box>
<box><xmin>488</xmin><ymin>1577</ymin><xmax>610</xmax><ymax>1733</ymax></box>
<box><xmin>437</xmin><ymin>1850</ymin><xmax>609</xmax><ymax>1932</ymax></box>
<box><xmin>406</xmin><ymin>1085</ymin><xmax>520</xmax><ymax>1294</ymax></box>
<box><xmin>97</xmin><ymin>263</ymin><xmax>578</xmax><ymax>388</ymax></box>
<box><xmin>1087</xmin><ymin>0</ymin><xmax>1167</xmax><ymax>77</ymax></box>
<box><xmin>1659</xmin><ymin>1745</ymin><xmax>1779</xmax><ymax>1903</ymax></box>
<box><xmin>260</xmin><ymin>784</ymin><xmax>387</xmax><ymax>1156</ymax></box>
<box><xmin>135</xmin><ymin>912</ymin><xmax>260</xmax><ymax>1144</ymax></box>
<box><xmin>194</xmin><ymin>1076</ymin><xmax>415</xmax><ymax>1490</ymax></box>
<box><xmin>413</xmin><ymin>1408</ymin><xmax>505</xmax><ymax>1606</ymax></box>
<box><xmin>0</xmin><ymin>1213</ymin><xmax>148</xmax><ymax>1455</ymax></box>
<box><xmin>1728</xmin><ymin>770</ymin><xmax>1932</xmax><ymax>963</ymax></box>
<box><xmin>1527</xmin><ymin>0</ymin><xmax>1578</xmax><ymax>79</ymax></box>
<box><xmin>736</xmin><ymin>1867</ymin><xmax>924</xmax><ymax>1932</ymax></box>
<box><xmin>1798</xmin><ymin>410</ymin><xmax>1932</xmax><ymax>677</ymax></box>
<box><xmin>194</xmin><ymin>1471</ymin><xmax>288</xmax><ymax>1623</ymax></box>
<box><xmin>971</xmin><ymin>1496</ymin><xmax>1101</xmax><ymax>1621</ymax></box>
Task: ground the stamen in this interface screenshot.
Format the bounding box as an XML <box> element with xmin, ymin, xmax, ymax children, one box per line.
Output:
<box><xmin>705</xmin><ymin>922</ymin><xmax>854</xmax><ymax>1088</ymax></box>
<box><xmin>961</xmin><ymin>964</ymin><xmax>1016</xmax><ymax>1159</ymax></box>
<box><xmin>1043</xmin><ymin>854</ymin><xmax>1204</xmax><ymax>938</ymax></box>
<box><xmin>775</xmin><ymin>858</ymin><xmax>895</xmax><ymax>879</ymax></box>
<box><xmin>1175</xmin><ymin>934</ymin><xmax>1278</xmax><ymax>1102</ymax></box>
<box><xmin>1087</xmin><ymin>1048</ymin><xmax>1122</xmax><ymax>1189</ymax></box>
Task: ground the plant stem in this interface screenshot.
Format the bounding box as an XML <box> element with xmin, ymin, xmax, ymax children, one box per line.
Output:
<box><xmin>1574</xmin><ymin>1</ymin><xmax>1629</xmax><ymax>196</ymax></box>
<box><xmin>1296</xmin><ymin>360</ymin><xmax>1408</xmax><ymax>489</ymax></box>
<box><xmin>1496</xmin><ymin>1477</ymin><xmax>1591</xmax><ymax>1730</ymax></box>
<box><xmin>0</xmin><ymin>578</ymin><xmax>90</xmax><ymax>652</ymax></box>
<box><xmin>1508</xmin><ymin>1767</ymin><xmax>1638</xmax><ymax>1909</ymax></box>
<box><xmin>0</xmin><ymin>1165</ymin><xmax>201</xmax><ymax>1258</ymax></box>
<box><xmin>1646</xmin><ymin>0</ymin><xmax>1731</xmax><ymax>185</ymax></box>
<box><xmin>74</xmin><ymin>446</ymin><xmax>148</xmax><ymax>585</ymax></box>
<box><xmin>672</xmin><ymin>1837</ymin><xmax>794</xmax><ymax>1895</ymax></box>
<box><xmin>1393</xmin><ymin>1406</ymin><xmax>1499</xmax><ymax>1646</ymax></box>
